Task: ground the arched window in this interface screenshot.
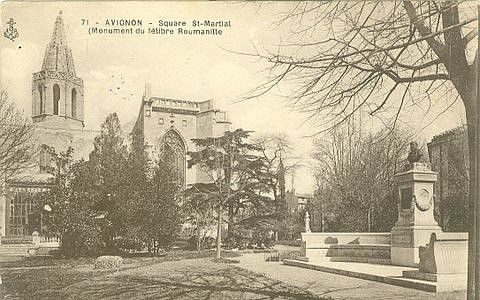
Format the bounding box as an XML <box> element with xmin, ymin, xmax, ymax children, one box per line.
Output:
<box><xmin>71</xmin><ymin>89</ymin><xmax>77</xmax><ymax>118</ymax></box>
<box><xmin>37</xmin><ymin>85</ymin><xmax>43</xmax><ymax>114</ymax></box>
<box><xmin>158</xmin><ymin>130</ymin><xmax>186</xmax><ymax>185</ymax></box>
<box><xmin>39</xmin><ymin>144</ymin><xmax>53</xmax><ymax>173</ymax></box>
<box><xmin>53</xmin><ymin>84</ymin><xmax>60</xmax><ymax>115</ymax></box>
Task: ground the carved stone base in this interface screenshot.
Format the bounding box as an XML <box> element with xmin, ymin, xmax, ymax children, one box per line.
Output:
<box><xmin>391</xmin><ymin>225</ymin><xmax>442</xmax><ymax>267</ymax></box>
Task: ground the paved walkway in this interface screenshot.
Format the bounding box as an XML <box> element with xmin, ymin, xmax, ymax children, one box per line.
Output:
<box><xmin>236</xmin><ymin>253</ymin><xmax>466</xmax><ymax>299</ymax></box>
<box><xmin>0</xmin><ymin>255</ymin><xmax>23</xmax><ymax>263</ymax></box>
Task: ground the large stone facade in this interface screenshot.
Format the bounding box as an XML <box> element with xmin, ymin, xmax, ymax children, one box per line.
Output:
<box><xmin>427</xmin><ymin>125</ymin><xmax>469</xmax><ymax>230</ymax></box>
<box><xmin>131</xmin><ymin>84</ymin><xmax>231</xmax><ymax>185</ymax></box>
<box><xmin>0</xmin><ymin>13</ymin><xmax>97</xmax><ymax>238</ymax></box>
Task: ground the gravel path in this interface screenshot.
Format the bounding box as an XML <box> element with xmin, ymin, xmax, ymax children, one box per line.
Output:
<box><xmin>236</xmin><ymin>253</ymin><xmax>466</xmax><ymax>300</ymax></box>
<box><xmin>59</xmin><ymin>258</ymin><xmax>322</xmax><ymax>299</ymax></box>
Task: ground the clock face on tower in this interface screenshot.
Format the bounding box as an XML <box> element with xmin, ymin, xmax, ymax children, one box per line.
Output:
<box><xmin>415</xmin><ymin>188</ymin><xmax>431</xmax><ymax>211</ymax></box>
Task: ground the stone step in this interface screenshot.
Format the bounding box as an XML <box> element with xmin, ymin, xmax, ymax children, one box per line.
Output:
<box><xmin>283</xmin><ymin>259</ymin><xmax>437</xmax><ymax>292</ymax></box>
<box><xmin>402</xmin><ymin>270</ymin><xmax>467</xmax><ymax>292</ymax></box>
<box><xmin>326</xmin><ymin>244</ymin><xmax>391</xmax><ymax>259</ymax></box>
<box><xmin>1</xmin><ymin>237</ymin><xmax>34</xmax><ymax>245</ymax></box>
<box><xmin>402</xmin><ymin>270</ymin><xmax>437</xmax><ymax>282</ymax></box>
<box><xmin>0</xmin><ymin>244</ymin><xmax>35</xmax><ymax>248</ymax></box>
<box><xmin>329</xmin><ymin>244</ymin><xmax>391</xmax><ymax>249</ymax></box>
<box><xmin>0</xmin><ymin>253</ymin><xmax>29</xmax><ymax>256</ymax></box>
<box><xmin>0</xmin><ymin>245</ymin><xmax>36</xmax><ymax>256</ymax></box>
<box><xmin>328</xmin><ymin>256</ymin><xmax>392</xmax><ymax>265</ymax></box>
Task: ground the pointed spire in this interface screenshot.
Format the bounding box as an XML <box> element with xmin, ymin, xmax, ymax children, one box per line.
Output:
<box><xmin>41</xmin><ymin>11</ymin><xmax>76</xmax><ymax>76</ymax></box>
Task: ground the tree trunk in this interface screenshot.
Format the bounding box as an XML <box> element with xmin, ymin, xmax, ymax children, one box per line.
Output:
<box><xmin>367</xmin><ymin>207</ymin><xmax>371</xmax><ymax>233</ymax></box>
<box><xmin>216</xmin><ymin>204</ymin><xmax>222</xmax><ymax>259</ymax></box>
<box><xmin>321</xmin><ymin>201</ymin><xmax>325</xmax><ymax>232</ymax></box>
<box><xmin>465</xmin><ymin>95</ymin><xmax>478</xmax><ymax>299</ymax></box>
<box><xmin>227</xmin><ymin>205</ymin><xmax>235</xmax><ymax>239</ymax></box>
<box><xmin>196</xmin><ymin>222</ymin><xmax>202</xmax><ymax>252</ymax></box>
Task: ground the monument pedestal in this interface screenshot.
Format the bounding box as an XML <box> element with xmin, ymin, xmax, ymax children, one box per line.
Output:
<box><xmin>390</xmin><ymin>163</ymin><xmax>442</xmax><ymax>267</ymax></box>
<box><xmin>391</xmin><ymin>225</ymin><xmax>442</xmax><ymax>267</ymax></box>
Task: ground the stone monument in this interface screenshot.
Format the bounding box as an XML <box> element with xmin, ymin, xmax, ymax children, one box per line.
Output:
<box><xmin>390</xmin><ymin>142</ymin><xmax>442</xmax><ymax>267</ymax></box>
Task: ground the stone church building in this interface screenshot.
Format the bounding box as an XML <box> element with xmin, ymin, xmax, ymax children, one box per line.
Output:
<box><xmin>0</xmin><ymin>13</ymin><xmax>98</xmax><ymax>240</ymax></box>
<box><xmin>131</xmin><ymin>85</ymin><xmax>231</xmax><ymax>185</ymax></box>
<box><xmin>0</xmin><ymin>13</ymin><xmax>229</xmax><ymax>241</ymax></box>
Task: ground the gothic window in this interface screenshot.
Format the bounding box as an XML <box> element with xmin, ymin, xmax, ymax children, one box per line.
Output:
<box><xmin>158</xmin><ymin>130</ymin><xmax>186</xmax><ymax>185</ymax></box>
<box><xmin>159</xmin><ymin>117</ymin><xmax>164</xmax><ymax>125</ymax></box>
<box><xmin>39</xmin><ymin>144</ymin><xmax>53</xmax><ymax>173</ymax></box>
<box><xmin>71</xmin><ymin>88</ymin><xmax>77</xmax><ymax>118</ymax></box>
<box><xmin>182</xmin><ymin>120</ymin><xmax>187</xmax><ymax>127</ymax></box>
<box><xmin>37</xmin><ymin>85</ymin><xmax>44</xmax><ymax>114</ymax></box>
<box><xmin>53</xmin><ymin>84</ymin><xmax>60</xmax><ymax>115</ymax></box>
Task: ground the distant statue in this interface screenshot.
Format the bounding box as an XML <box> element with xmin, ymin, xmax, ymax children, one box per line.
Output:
<box><xmin>305</xmin><ymin>211</ymin><xmax>311</xmax><ymax>233</ymax></box>
<box><xmin>407</xmin><ymin>141</ymin><xmax>422</xmax><ymax>164</ymax></box>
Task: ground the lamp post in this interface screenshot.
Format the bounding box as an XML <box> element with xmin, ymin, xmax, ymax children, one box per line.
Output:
<box><xmin>209</xmin><ymin>137</ymin><xmax>223</xmax><ymax>259</ymax></box>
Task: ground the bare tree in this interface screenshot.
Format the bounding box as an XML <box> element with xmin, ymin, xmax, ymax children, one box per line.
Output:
<box><xmin>0</xmin><ymin>90</ymin><xmax>35</xmax><ymax>182</ymax></box>
<box><xmin>313</xmin><ymin>125</ymin><xmax>410</xmax><ymax>232</ymax></box>
<box><xmin>254</xmin><ymin>133</ymin><xmax>300</xmax><ymax>201</ymax></box>
<box><xmin>254</xmin><ymin>133</ymin><xmax>300</xmax><ymax>240</ymax></box>
<box><xmin>242</xmin><ymin>2</ymin><xmax>478</xmax><ymax>296</ymax></box>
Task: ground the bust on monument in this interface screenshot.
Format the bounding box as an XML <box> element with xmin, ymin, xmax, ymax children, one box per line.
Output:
<box><xmin>405</xmin><ymin>141</ymin><xmax>429</xmax><ymax>171</ymax></box>
<box><xmin>407</xmin><ymin>141</ymin><xmax>422</xmax><ymax>164</ymax></box>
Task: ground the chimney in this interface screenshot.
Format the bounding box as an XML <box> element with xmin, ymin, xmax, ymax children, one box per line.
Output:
<box><xmin>144</xmin><ymin>83</ymin><xmax>151</xmax><ymax>100</ymax></box>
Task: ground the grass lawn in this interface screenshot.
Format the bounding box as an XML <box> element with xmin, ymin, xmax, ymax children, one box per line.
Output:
<box><xmin>0</xmin><ymin>251</ymin><xmax>328</xmax><ymax>299</ymax></box>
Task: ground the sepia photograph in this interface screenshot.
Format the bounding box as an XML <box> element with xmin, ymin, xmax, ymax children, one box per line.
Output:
<box><xmin>0</xmin><ymin>1</ymin><xmax>478</xmax><ymax>299</ymax></box>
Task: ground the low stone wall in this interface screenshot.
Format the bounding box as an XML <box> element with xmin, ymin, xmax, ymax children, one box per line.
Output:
<box><xmin>402</xmin><ymin>232</ymin><xmax>468</xmax><ymax>292</ymax></box>
<box><xmin>327</xmin><ymin>244</ymin><xmax>391</xmax><ymax>259</ymax></box>
<box><xmin>300</xmin><ymin>232</ymin><xmax>391</xmax><ymax>261</ymax></box>
<box><xmin>302</xmin><ymin>232</ymin><xmax>391</xmax><ymax>246</ymax></box>
<box><xmin>419</xmin><ymin>232</ymin><xmax>468</xmax><ymax>275</ymax></box>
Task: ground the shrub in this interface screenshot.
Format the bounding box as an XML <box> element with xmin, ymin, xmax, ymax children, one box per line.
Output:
<box><xmin>187</xmin><ymin>235</ymin><xmax>216</xmax><ymax>251</ymax></box>
<box><xmin>212</xmin><ymin>257</ymin><xmax>240</xmax><ymax>264</ymax></box>
<box><xmin>94</xmin><ymin>255</ymin><xmax>123</xmax><ymax>270</ymax></box>
<box><xmin>265</xmin><ymin>250</ymin><xmax>301</xmax><ymax>262</ymax></box>
<box><xmin>275</xmin><ymin>240</ymin><xmax>302</xmax><ymax>247</ymax></box>
<box><xmin>279</xmin><ymin>250</ymin><xmax>301</xmax><ymax>260</ymax></box>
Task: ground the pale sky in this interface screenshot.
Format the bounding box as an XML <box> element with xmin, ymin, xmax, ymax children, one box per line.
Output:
<box><xmin>0</xmin><ymin>1</ymin><xmax>468</xmax><ymax>193</ymax></box>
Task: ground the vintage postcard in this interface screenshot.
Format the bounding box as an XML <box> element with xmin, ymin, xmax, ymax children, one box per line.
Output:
<box><xmin>0</xmin><ymin>1</ymin><xmax>477</xmax><ymax>299</ymax></box>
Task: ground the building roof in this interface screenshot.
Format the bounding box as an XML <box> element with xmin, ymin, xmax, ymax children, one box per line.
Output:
<box><xmin>429</xmin><ymin>125</ymin><xmax>467</xmax><ymax>144</ymax></box>
<box><xmin>7</xmin><ymin>173</ymin><xmax>55</xmax><ymax>186</ymax></box>
<box><xmin>41</xmin><ymin>11</ymin><xmax>76</xmax><ymax>76</ymax></box>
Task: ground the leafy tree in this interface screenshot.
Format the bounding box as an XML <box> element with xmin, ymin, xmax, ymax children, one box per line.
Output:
<box><xmin>117</xmin><ymin>140</ymin><xmax>182</xmax><ymax>253</ymax></box>
<box><xmin>245</xmin><ymin>3</ymin><xmax>478</xmax><ymax>293</ymax></box>
<box><xmin>182</xmin><ymin>189</ymin><xmax>217</xmax><ymax>251</ymax></box>
<box><xmin>38</xmin><ymin>112</ymin><xmax>183</xmax><ymax>256</ymax></box>
<box><xmin>39</xmin><ymin>147</ymin><xmax>103</xmax><ymax>257</ymax></box>
<box><xmin>141</xmin><ymin>159</ymin><xmax>182</xmax><ymax>252</ymax></box>
<box><xmin>89</xmin><ymin>113</ymin><xmax>128</xmax><ymax>249</ymax></box>
<box><xmin>187</xmin><ymin>129</ymin><xmax>273</xmax><ymax>256</ymax></box>
<box><xmin>115</xmin><ymin>144</ymin><xmax>151</xmax><ymax>251</ymax></box>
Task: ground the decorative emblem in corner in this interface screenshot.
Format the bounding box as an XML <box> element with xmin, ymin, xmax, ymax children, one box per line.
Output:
<box><xmin>4</xmin><ymin>18</ymin><xmax>19</xmax><ymax>42</ymax></box>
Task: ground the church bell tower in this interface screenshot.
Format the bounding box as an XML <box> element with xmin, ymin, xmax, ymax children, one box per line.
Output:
<box><xmin>32</xmin><ymin>11</ymin><xmax>84</xmax><ymax>129</ymax></box>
